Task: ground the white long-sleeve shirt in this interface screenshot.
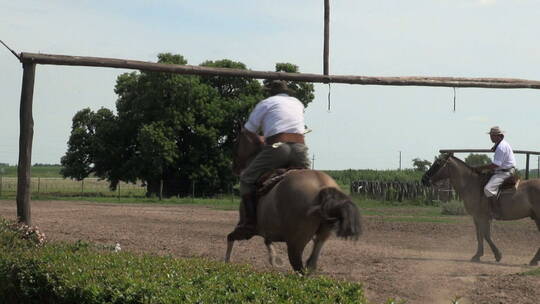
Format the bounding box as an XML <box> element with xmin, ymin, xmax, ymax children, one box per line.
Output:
<box><xmin>493</xmin><ymin>139</ymin><xmax>516</xmax><ymax>170</ymax></box>
<box><xmin>244</xmin><ymin>94</ymin><xmax>305</xmax><ymax>138</ymax></box>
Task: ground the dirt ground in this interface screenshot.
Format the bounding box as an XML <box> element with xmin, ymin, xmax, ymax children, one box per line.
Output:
<box><xmin>1</xmin><ymin>200</ymin><xmax>539</xmax><ymax>304</ymax></box>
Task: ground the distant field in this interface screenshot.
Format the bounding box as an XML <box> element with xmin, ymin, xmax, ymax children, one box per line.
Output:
<box><xmin>0</xmin><ymin>165</ymin><xmax>62</xmax><ymax>177</ymax></box>
<box><xmin>0</xmin><ymin>165</ymin><xmax>146</xmax><ymax>197</ymax></box>
<box><xmin>0</xmin><ymin>177</ymin><xmax>145</xmax><ymax>197</ymax></box>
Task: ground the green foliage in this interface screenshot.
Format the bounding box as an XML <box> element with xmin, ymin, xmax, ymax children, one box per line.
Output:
<box><xmin>325</xmin><ymin>169</ymin><xmax>424</xmax><ymax>185</ymax></box>
<box><xmin>0</xmin><ymin>218</ymin><xmax>366</xmax><ymax>304</ymax></box>
<box><xmin>0</xmin><ymin>165</ymin><xmax>62</xmax><ymax>178</ymax></box>
<box><xmin>440</xmin><ymin>200</ymin><xmax>467</xmax><ymax>216</ymax></box>
<box><xmin>522</xmin><ymin>268</ymin><xmax>540</xmax><ymax>276</ymax></box>
<box><xmin>412</xmin><ymin>158</ymin><xmax>432</xmax><ymax>172</ymax></box>
<box><xmin>61</xmin><ymin>54</ymin><xmax>315</xmax><ymax>197</ymax></box>
<box><xmin>464</xmin><ymin>153</ymin><xmax>491</xmax><ymax>166</ymax></box>
<box><xmin>264</xmin><ymin>63</ymin><xmax>315</xmax><ymax>106</ymax></box>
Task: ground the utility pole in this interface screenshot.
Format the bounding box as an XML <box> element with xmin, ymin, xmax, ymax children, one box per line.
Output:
<box><xmin>537</xmin><ymin>156</ymin><xmax>539</xmax><ymax>178</ymax></box>
<box><xmin>399</xmin><ymin>151</ymin><xmax>402</xmax><ymax>170</ymax></box>
<box><xmin>312</xmin><ymin>154</ymin><xmax>315</xmax><ymax>170</ymax></box>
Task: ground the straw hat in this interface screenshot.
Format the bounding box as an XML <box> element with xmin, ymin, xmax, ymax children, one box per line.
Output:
<box><xmin>487</xmin><ymin>126</ymin><xmax>504</xmax><ymax>135</ymax></box>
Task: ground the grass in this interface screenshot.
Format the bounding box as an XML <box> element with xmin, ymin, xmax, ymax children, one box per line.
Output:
<box><xmin>0</xmin><ymin>193</ymin><xmax>468</xmax><ymax>224</ymax></box>
<box><xmin>522</xmin><ymin>268</ymin><xmax>540</xmax><ymax>276</ymax></box>
<box><xmin>2</xmin><ymin>194</ymin><xmax>240</xmax><ymax>211</ymax></box>
<box><xmin>381</xmin><ymin>216</ymin><xmax>458</xmax><ymax>223</ymax></box>
<box><xmin>0</xmin><ymin>218</ymin><xmax>368</xmax><ymax>304</ymax></box>
<box><xmin>0</xmin><ymin>164</ymin><xmax>62</xmax><ymax>177</ymax></box>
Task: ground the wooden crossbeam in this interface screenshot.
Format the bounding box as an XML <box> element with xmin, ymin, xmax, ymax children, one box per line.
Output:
<box><xmin>20</xmin><ymin>52</ymin><xmax>540</xmax><ymax>89</ymax></box>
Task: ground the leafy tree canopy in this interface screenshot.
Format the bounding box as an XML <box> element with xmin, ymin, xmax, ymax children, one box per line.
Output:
<box><xmin>412</xmin><ymin>158</ymin><xmax>432</xmax><ymax>172</ymax></box>
<box><xmin>464</xmin><ymin>153</ymin><xmax>492</xmax><ymax>167</ymax></box>
<box><xmin>61</xmin><ymin>54</ymin><xmax>315</xmax><ymax>196</ymax></box>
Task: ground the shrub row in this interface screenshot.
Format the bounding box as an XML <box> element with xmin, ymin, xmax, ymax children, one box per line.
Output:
<box><xmin>0</xmin><ymin>218</ymin><xmax>367</xmax><ymax>304</ymax></box>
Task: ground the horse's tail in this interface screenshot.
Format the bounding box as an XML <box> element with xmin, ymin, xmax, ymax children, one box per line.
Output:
<box><xmin>309</xmin><ymin>187</ymin><xmax>362</xmax><ymax>240</ymax></box>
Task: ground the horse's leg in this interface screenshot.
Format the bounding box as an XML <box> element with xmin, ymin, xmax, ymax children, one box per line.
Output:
<box><xmin>224</xmin><ymin>233</ymin><xmax>235</xmax><ymax>262</ymax></box>
<box><xmin>286</xmin><ymin>240</ymin><xmax>310</xmax><ymax>274</ymax></box>
<box><xmin>483</xmin><ymin>218</ymin><xmax>502</xmax><ymax>262</ymax></box>
<box><xmin>306</xmin><ymin>226</ymin><xmax>332</xmax><ymax>273</ymax></box>
<box><xmin>471</xmin><ymin>217</ymin><xmax>485</xmax><ymax>262</ymax></box>
<box><xmin>530</xmin><ymin>218</ymin><xmax>540</xmax><ymax>266</ymax></box>
<box><xmin>265</xmin><ymin>239</ymin><xmax>283</xmax><ymax>267</ymax></box>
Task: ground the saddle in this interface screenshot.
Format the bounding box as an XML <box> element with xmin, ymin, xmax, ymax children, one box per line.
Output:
<box><xmin>255</xmin><ymin>168</ymin><xmax>305</xmax><ymax>197</ymax></box>
<box><xmin>481</xmin><ymin>172</ymin><xmax>520</xmax><ymax>197</ymax></box>
<box><xmin>499</xmin><ymin>174</ymin><xmax>519</xmax><ymax>191</ymax></box>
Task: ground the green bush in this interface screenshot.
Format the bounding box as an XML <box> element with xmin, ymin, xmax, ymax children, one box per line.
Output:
<box><xmin>0</xmin><ymin>218</ymin><xmax>367</xmax><ymax>304</ymax></box>
<box><xmin>440</xmin><ymin>200</ymin><xmax>466</xmax><ymax>216</ymax></box>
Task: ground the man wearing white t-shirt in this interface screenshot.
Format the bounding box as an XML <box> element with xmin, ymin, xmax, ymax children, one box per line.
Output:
<box><xmin>476</xmin><ymin>126</ymin><xmax>516</xmax><ymax>219</ymax></box>
<box><xmin>235</xmin><ymin>80</ymin><xmax>311</xmax><ymax>237</ymax></box>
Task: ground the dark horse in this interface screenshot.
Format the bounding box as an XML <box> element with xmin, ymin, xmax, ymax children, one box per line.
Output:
<box><xmin>225</xmin><ymin>131</ymin><xmax>362</xmax><ymax>273</ymax></box>
<box><xmin>422</xmin><ymin>153</ymin><xmax>540</xmax><ymax>266</ymax></box>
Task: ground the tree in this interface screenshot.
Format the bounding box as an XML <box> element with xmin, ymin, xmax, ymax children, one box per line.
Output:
<box><xmin>464</xmin><ymin>153</ymin><xmax>491</xmax><ymax>167</ymax></box>
<box><xmin>412</xmin><ymin>158</ymin><xmax>432</xmax><ymax>172</ymax></box>
<box><xmin>61</xmin><ymin>53</ymin><xmax>315</xmax><ymax>197</ymax></box>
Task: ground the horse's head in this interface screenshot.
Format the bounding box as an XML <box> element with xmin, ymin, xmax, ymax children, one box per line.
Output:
<box><xmin>232</xmin><ymin>128</ymin><xmax>264</xmax><ymax>176</ymax></box>
<box><xmin>422</xmin><ymin>153</ymin><xmax>452</xmax><ymax>186</ymax></box>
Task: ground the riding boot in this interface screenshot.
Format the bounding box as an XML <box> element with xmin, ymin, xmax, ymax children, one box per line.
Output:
<box><xmin>489</xmin><ymin>196</ymin><xmax>502</xmax><ymax>220</ymax></box>
<box><xmin>231</xmin><ymin>193</ymin><xmax>257</xmax><ymax>240</ymax></box>
<box><xmin>242</xmin><ymin>193</ymin><xmax>257</xmax><ymax>230</ymax></box>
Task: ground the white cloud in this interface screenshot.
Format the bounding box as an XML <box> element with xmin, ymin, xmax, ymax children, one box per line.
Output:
<box><xmin>477</xmin><ymin>0</ymin><xmax>497</xmax><ymax>6</ymax></box>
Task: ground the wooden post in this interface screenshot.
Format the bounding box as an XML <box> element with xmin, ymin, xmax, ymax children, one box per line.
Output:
<box><xmin>525</xmin><ymin>153</ymin><xmax>530</xmax><ymax>180</ymax></box>
<box><xmin>323</xmin><ymin>0</ymin><xmax>330</xmax><ymax>77</ymax></box>
<box><xmin>159</xmin><ymin>179</ymin><xmax>163</xmax><ymax>201</ymax></box>
<box><xmin>16</xmin><ymin>62</ymin><xmax>36</xmax><ymax>225</ymax></box>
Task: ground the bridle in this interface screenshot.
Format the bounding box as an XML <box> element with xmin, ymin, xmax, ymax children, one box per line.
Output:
<box><xmin>422</xmin><ymin>153</ymin><xmax>452</xmax><ymax>186</ymax></box>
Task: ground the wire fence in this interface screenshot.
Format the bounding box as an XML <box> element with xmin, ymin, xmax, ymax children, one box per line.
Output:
<box><xmin>350</xmin><ymin>179</ymin><xmax>457</xmax><ymax>204</ymax></box>
<box><xmin>0</xmin><ymin>177</ymin><xmax>145</xmax><ymax>197</ymax></box>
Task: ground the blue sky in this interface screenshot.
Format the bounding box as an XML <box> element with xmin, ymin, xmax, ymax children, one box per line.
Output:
<box><xmin>1</xmin><ymin>0</ymin><xmax>539</xmax><ymax>170</ymax></box>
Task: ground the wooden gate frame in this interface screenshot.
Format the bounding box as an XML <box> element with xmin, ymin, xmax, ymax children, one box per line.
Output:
<box><xmin>10</xmin><ymin>1</ymin><xmax>540</xmax><ymax>224</ymax></box>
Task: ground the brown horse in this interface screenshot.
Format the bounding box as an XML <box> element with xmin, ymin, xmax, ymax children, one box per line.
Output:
<box><xmin>422</xmin><ymin>153</ymin><xmax>540</xmax><ymax>266</ymax></box>
<box><xmin>225</xmin><ymin>131</ymin><xmax>362</xmax><ymax>273</ymax></box>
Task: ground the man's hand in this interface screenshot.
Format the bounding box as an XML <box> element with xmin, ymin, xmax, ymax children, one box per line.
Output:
<box><xmin>241</xmin><ymin>128</ymin><xmax>264</xmax><ymax>145</ymax></box>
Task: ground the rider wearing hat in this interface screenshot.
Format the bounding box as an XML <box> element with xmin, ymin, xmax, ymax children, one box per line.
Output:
<box><xmin>475</xmin><ymin>126</ymin><xmax>516</xmax><ymax>219</ymax></box>
<box><xmin>235</xmin><ymin>80</ymin><xmax>311</xmax><ymax>236</ymax></box>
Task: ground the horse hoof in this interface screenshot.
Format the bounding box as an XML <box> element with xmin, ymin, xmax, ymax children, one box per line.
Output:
<box><xmin>495</xmin><ymin>254</ymin><xmax>502</xmax><ymax>262</ymax></box>
<box><xmin>529</xmin><ymin>260</ymin><xmax>538</xmax><ymax>266</ymax></box>
<box><xmin>471</xmin><ymin>256</ymin><xmax>481</xmax><ymax>262</ymax></box>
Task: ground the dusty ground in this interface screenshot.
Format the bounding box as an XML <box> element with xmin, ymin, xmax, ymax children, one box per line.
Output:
<box><xmin>1</xmin><ymin>200</ymin><xmax>539</xmax><ymax>304</ymax></box>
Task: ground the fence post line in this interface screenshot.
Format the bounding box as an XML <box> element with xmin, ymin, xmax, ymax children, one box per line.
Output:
<box><xmin>117</xmin><ymin>183</ymin><xmax>120</xmax><ymax>200</ymax></box>
<box><xmin>0</xmin><ymin>176</ymin><xmax>2</xmax><ymax>197</ymax></box>
<box><xmin>81</xmin><ymin>179</ymin><xmax>84</xmax><ymax>196</ymax></box>
<box><xmin>37</xmin><ymin>177</ymin><xmax>40</xmax><ymax>195</ymax></box>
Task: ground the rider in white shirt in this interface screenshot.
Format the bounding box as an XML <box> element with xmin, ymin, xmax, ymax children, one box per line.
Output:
<box><xmin>234</xmin><ymin>80</ymin><xmax>311</xmax><ymax>238</ymax></box>
<box><xmin>476</xmin><ymin>126</ymin><xmax>516</xmax><ymax>219</ymax></box>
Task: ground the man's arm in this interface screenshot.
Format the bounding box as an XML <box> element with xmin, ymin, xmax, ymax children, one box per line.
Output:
<box><xmin>241</xmin><ymin>128</ymin><xmax>264</xmax><ymax>145</ymax></box>
<box><xmin>475</xmin><ymin>162</ymin><xmax>498</xmax><ymax>173</ymax></box>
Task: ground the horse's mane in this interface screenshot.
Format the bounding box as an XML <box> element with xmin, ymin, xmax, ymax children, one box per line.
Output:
<box><xmin>449</xmin><ymin>155</ymin><xmax>491</xmax><ymax>184</ymax></box>
<box><xmin>449</xmin><ymin>155</ymin><xmax>475</xmax><ymax>171</ymax></box>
